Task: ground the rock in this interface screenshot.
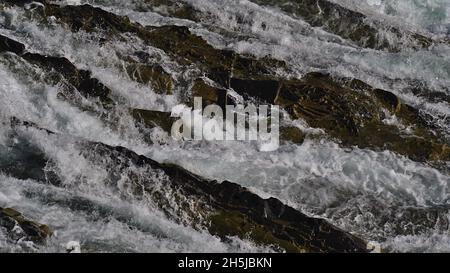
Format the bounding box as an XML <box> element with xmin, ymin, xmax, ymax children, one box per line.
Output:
<box><xmin>0</xmin><ymin>34</ymin><xmax>26</xmax><ymax>54</ymax></box>
<box><xmin>82</xmin><ymin>142</ymin><xmax>368</xmax><ymax>253</ymax></box>
<box><xmin>6</xmin><ymin>117</ymin><xmax>368</xmax><ymax>252</ymax></box>
<box><xmin>373</xmin><ymin>89</ymin><xmax>402</xmax><ymax>113</ymax></box>
<box><xmin>280</xmin><ymin>126</ymin><xmax>305</xmax><ymax>144</ymax></box>
<box><xmin>273</xmin><ymin>72</ymin><xmax>449</xmax><ymax>161</ymax></box>
<box><xmin>232</xmin><ymin>55</ymin><xmax>287</xmax><ymax>81</ymax></box>
<box><xmin>37</xmin><ymin>4</ymin><xmax>287</xmax><ymax>87</ymax></box>
<box><xmin>0</xmin><ymin>34</ymin><xmax>113</xmax><ymax>107</ymax></box>
<box><xmin>130</xmin><ymin>109</ymin><xmax>177</xmax><ymax>133</ymax></box>
<box><xmin>249</xmin><ymin>0</ymin><xmax>433</xmax><ymax>51</ymax></box>
<box><xmin>0</xmin><ymin>207</ymin><xmax>53</xmax><ymax>243</ymax></box>
<box><xmin>44</xmin><ymin>3</ymin><xmax>136</xmax><ymax>34</ymax></box>
<box><xmin>0</xmin><ymin>118</ymin><xmax>61</xmax><ymax>187</ymax></box>
<box><xmin>191</xmin><ymin>78</ymin><xmax>228</xmax><ymax>108</ymax></box>
<box><xmin>22</xmin><ymin>53</ymin><xmax>113</xmax><ymax>105</ymax></box>
<box><xmin>66</xmin><ymin>241</ymin><xmax>82</xmax><ymax>253</ymax></box>
<box><xmin>230</xmin><ymin>78</ymin><xmax>280</xmax><ymax>104</ymax></box>
<box><xmin>126</xmin><ymin>64</ymin><xmax>173</xmax><ymax>94</ymax></box>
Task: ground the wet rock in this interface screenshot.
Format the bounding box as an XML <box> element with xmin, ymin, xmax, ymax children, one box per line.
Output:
<box><xmin>0</xmin><ymin>207</ymin><xmax>53</xmax><ymax>243</ymax></box>
<box><xmin>126</xmin><ymin>64</ymin><xmax>173</xmax><ymax>94</ymax></box>
<box><xmin>274</xmin><ymin>72</ymin><xmax>449</xmax><ymax>162</ymax></box>
<box><xmin>0</xmin><ymin>34</ymin><xmax>26</xmax><ymax>54</ymax></box>
<box><xmin>141</xmin><ymin>25</ymin><xmax>236</xmax><ymax>87</ymax></box>
<box><xmin>230</xmin><ymin>78</ymin><xmax>280</xmax><ymax>104</ymax></box>
<box><xmin>232</xmin><ymin>56</ymin><xmax>287</xmax><ymax>81</ymax></box>
<box><xmin>38</xmin><ymin>4</ymin><xmax>287</xmax><ymax>87</ymax></box>
<box><xmin>249</xmin><ymin>0</ymin><xmax>433</xmax><ymax>51</ymax></box>
<box><xmin>130</xmin><ymin>109</ymin><xmax>176</xmax><ymax>133</ymax></box>
<box><xmin>84</xmin><ymin>142</ymin><xmax>368</xmax><ymax>253</ymax></box>
<box><xmin>280</xmin><ymin>126</ymin><xmax>305</xmax><ymax>145</ymax></box>
<box><xmin>44</xmin><ymin>3</ymin><xmax>136</xmax><ymax>34</ymax></box>
<box><xmin>373</xmin><ymin>89</ymin><xmax>402</xmax><ymax>113</ymax></box>
<box><xmin>22</xmin><ymin>53</ymin><xmax>113</xmax><ymax>104</ymax></box>
<box><xmin>0</xmin><ymin>118</ymin><xmax>60</xmax><ymax>185</ymax></box>
<box><xmin>327</xmin><ymin>196</ymin><xmax>450</xmax><ymax>243</ymax></box>
<box><xmin>0</xmin><ymin>34</ymin><xmax>113</xmax><ymax>107</ymax></box>
<box><xmin>191</xmin><ymin>78</ymin><xmax>228</xmax><ymax>108</ymax></box>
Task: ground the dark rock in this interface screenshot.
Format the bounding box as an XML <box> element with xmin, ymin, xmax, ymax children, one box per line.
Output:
<box><xmin>280</xmin><ymin>126</ymin><xmax>305</xmax><ymax>145</ymax></box>
<box><xmin>0</xmin><ymin>207</ymin><xmax>53</xmax><ymax>243</ymax></box>
<box><xmin>126</xmin><ymin>64</ymin><xmax>174</xmax><ymax>94</ymax></box>
<box><xmin>44</xmin><ymin>4</ymin><xmax>136</xmax><ymax>34</ymax></box>
<box><xmin>130</xmin><ymin>109</ymin><xmax>177</xmax><ymax>133</ymax></box>
<box><xmin>273</xmin><ymin>72</ymin><xmax>449</xmax><ymax>162</ymax></box>
<box><xmin>373</xmin><ymin>89</ymin><xmax>402</xmax><ymax>113</ymax></box>
<box><xmin>191</xmin><ymin>78</ymin><xmax>228</xmax><ymax>108</ymax></box>
<box><xmin>0</xmin><ymin>118</ymin><xmax>60</xmax><ymax>185</ymax></box>
<box><xmin>22</xmin><ymin>53</ymin><xmax>113</xmax><ymax>105</ymax></box>
<box><xmin>249</xmin><ymin>0</ymin><xmax>433</xmax><ymax>51</ymax></box>
<box><xmin>38</xmin><ymin>4</ymin><xmax>287</xmax><ymax>87</ymax></box>
<box><xmin>0</xmin><ymin>34</ymin><xmax>113</xmax><ymax>107</ymax></box>
<box><xmin>0</xmin><ymin>34</ymin><xmax>26</xmax><ymax>55</ymax></box>
<box><xmin>230</xmin><ymin>78</ymin><xmax>280</xmax><ymax>104</ymax></box>
<box><xmin>83</xmin><ymin>142</ymin><xmax>369</xmax><ymax>253</ymax></box>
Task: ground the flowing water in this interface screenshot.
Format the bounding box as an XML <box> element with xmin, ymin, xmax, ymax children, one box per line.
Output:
<box><xmin>0</xmin><ymin>0</ymin><xmax>449</xmax><ymax>252</ymax></box>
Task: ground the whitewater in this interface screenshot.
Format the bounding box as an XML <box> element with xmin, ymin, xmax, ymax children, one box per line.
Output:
<box><xmin>0</xmin><ymin>0</ymin><xmax>449</xmax><ymax>252</ymax></box>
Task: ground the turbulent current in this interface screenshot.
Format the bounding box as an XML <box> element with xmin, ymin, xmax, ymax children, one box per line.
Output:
<box><xmin>0</xmin><ymin>0</ymin><xmax>449</xmax><ymax>253</ymax></box>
